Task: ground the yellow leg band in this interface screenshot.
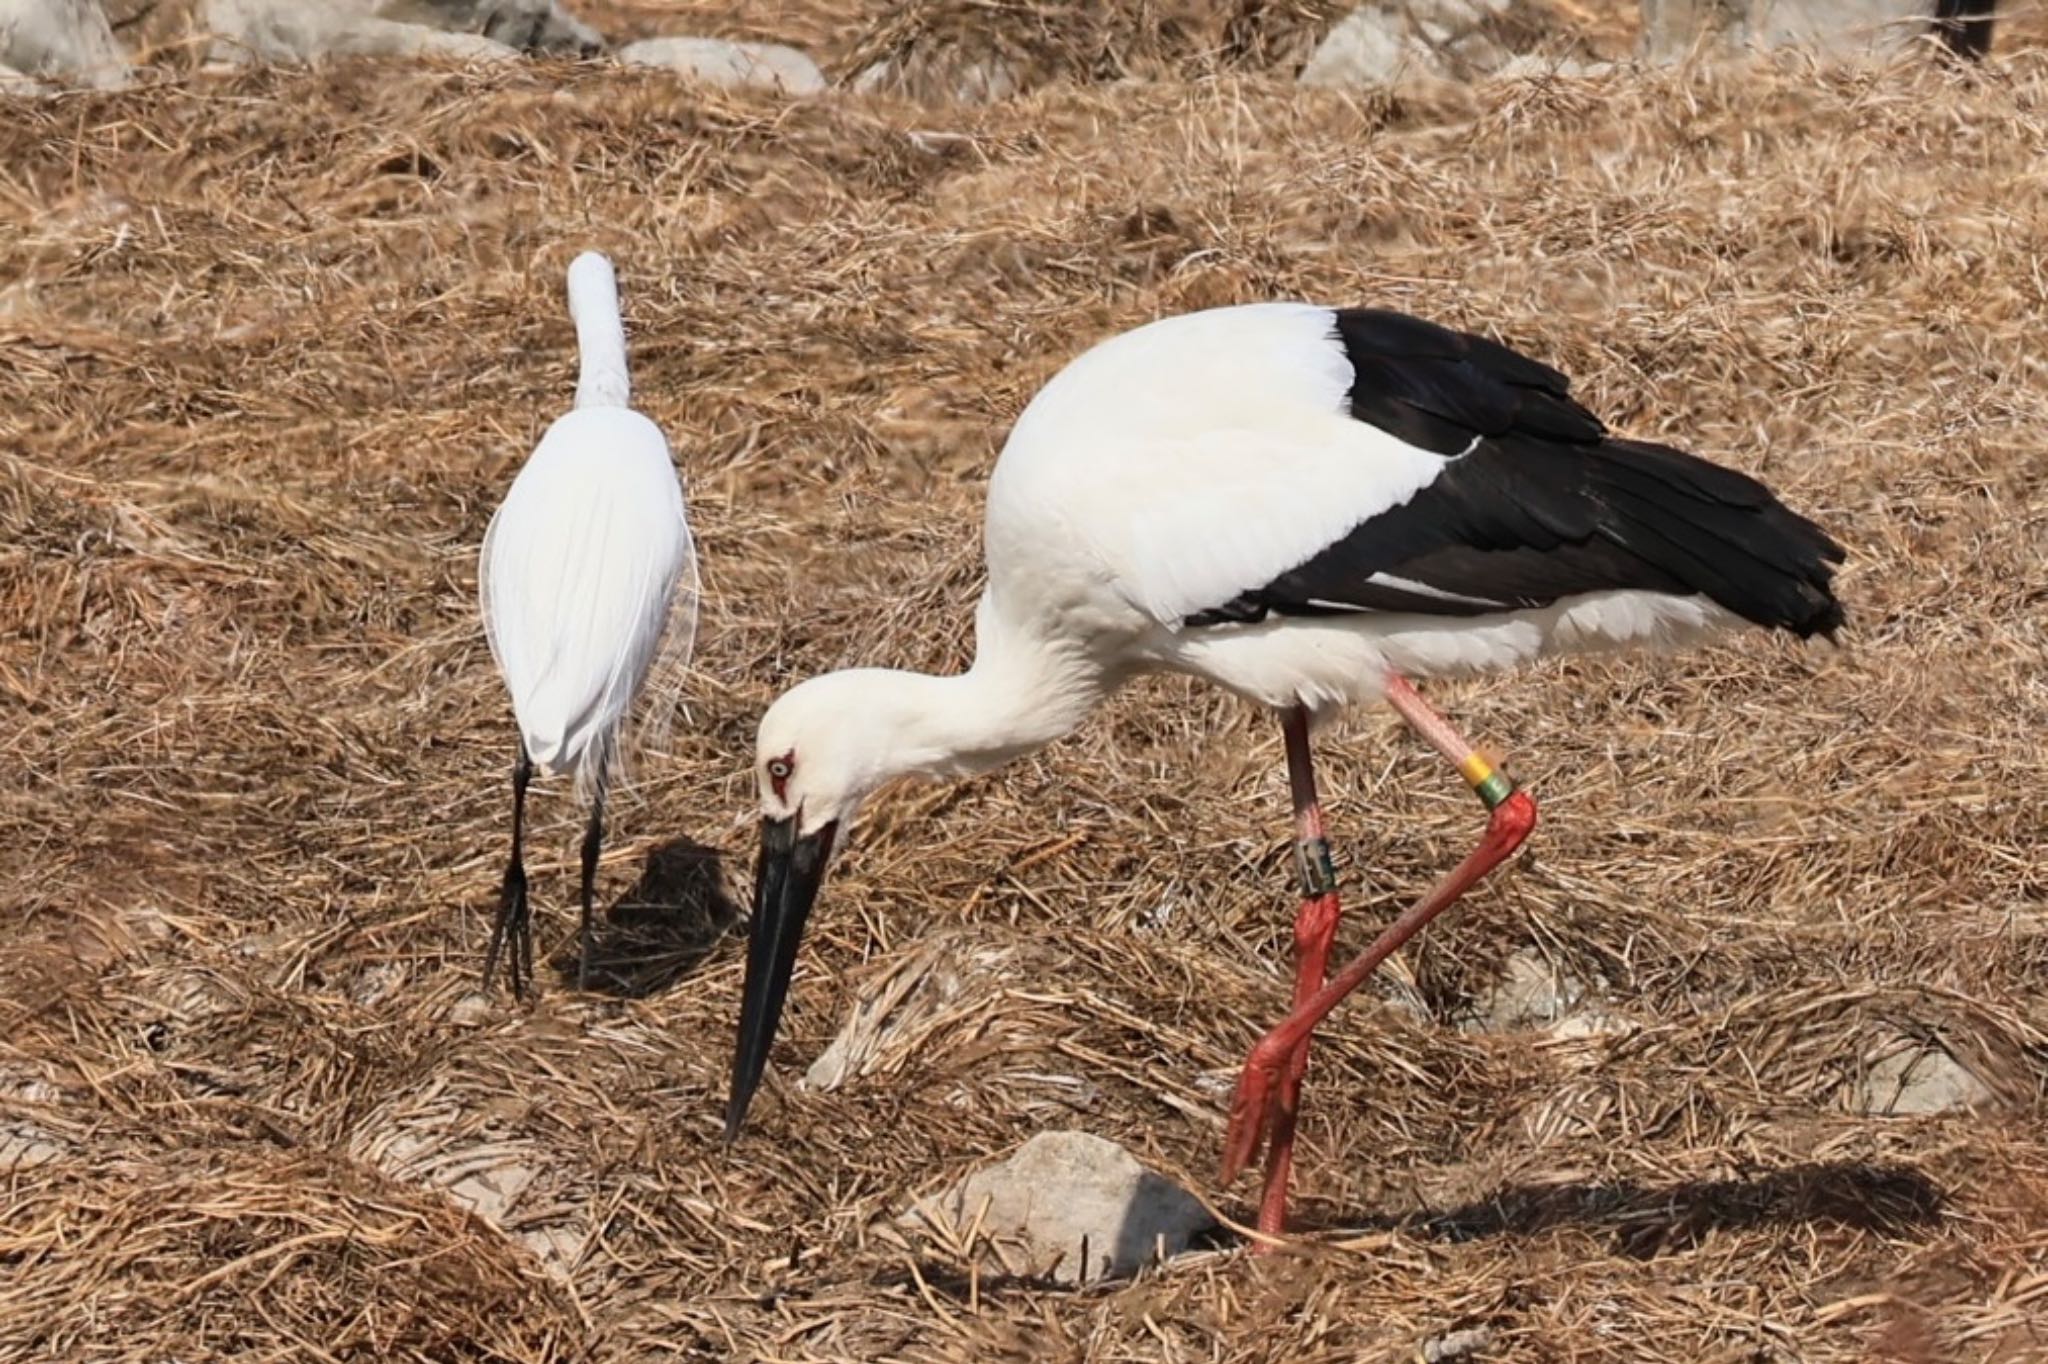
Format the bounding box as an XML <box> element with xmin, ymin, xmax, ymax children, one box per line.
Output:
<box><xmin>1458</xmin><ymin>752</ymin><xmax>1496</xmax><ymax>788</ymax></box>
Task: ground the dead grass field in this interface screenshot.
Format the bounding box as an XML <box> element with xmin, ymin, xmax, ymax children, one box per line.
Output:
<box><xmin>3</xmin><ymin>11</ymin><xmax>2048</xmax><ymax>1362</ymax></box>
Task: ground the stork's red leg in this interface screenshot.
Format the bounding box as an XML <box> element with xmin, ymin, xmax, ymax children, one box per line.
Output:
<box><xmin>1221</xmin><ymin>675</ymin><xmax>1538</xmax><ymax>1198</ymax></box>
<box><xmin>1251</xmin><ymin>706</ymin><xmax>1343</xmax><ymax>1248</ymax></box>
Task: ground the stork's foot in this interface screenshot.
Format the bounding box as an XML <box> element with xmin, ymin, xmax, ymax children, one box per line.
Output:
<box><xmin>1219</xmin><ymin>1032</ymin><xmax>1294</xmax><ymax>1185</ymax></box>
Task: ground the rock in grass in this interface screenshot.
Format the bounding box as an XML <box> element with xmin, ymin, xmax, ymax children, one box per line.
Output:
<box><xmin>1852</xmin><ymin>1038</ymin><xmax>1994</xmax><ymax>1116</ymax></box>
<box><xmin>0</xmin><ymin>0</ymin><xmax>130</xmax><ymax>89</ymax></box>
<box><xmin>200</xmin><ymin>0</ymin><xmax>517</xmax><ymax>63</ymax></box>
<box><xmin>1639</xmin><ymin>0</ymin><xmax>1932</xmax><ymax>63</ymax></box>
<box><xmin>1300</xmin><ymin>0</ymin><xmax>1522</xmax><ymax>88</ymax></box>
<box><xmin>200</xmin><ymin>0</ymin><xmax>600</xmax><ymax>66</ymax></box>
<box><xmin>617</xmin><ymin>36</ymin><xmax>825</xmax><ymax>96</ymax></box>
<box><xmin>377</xmin><ymin>0</ymin><xmax>602</xmax><ymax>56</ymax></box>
<box><xmin>1423</xmin><ymin>1326</ymin><xmax>1495</xmax><ymax>1363</ymax></box>
<box><xmin>901</xmin><ymin>1131</ymin><xmax>1216</xmax><ymax>1285</ymax></box>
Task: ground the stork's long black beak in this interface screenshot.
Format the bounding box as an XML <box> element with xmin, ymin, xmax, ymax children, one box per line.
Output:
<box><xmin>724</xmin><ymin>814</ymin><xmax>837</xmax><ymax>1143</ymax></box>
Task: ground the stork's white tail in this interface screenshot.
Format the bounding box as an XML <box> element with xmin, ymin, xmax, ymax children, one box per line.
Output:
<box><xmin>567</xmin><ymin>251</ymin><xmax>631</xmax><ymax>410</ymax></box>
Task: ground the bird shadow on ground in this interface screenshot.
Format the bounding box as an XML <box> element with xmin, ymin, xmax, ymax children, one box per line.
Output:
<box><xmin>550</xmin><ymin>835</ymin><xmax>740</xmax><ymax>999</ymax></box>
<box><xmin>1293</xmin><ymin>1160</ymin><xmax>1945</xmax><ymax>1259</ymax></box>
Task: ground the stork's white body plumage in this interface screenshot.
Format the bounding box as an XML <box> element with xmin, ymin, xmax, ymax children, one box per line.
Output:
<box><xmin>728</xmin><ymin>300</ymin><xmax>1843</xmax><ymax>1245</ymax></box>
<box><xmin>981</xmin><ymin>303</ymin><xmax>1737</xmax><ymax>718</ymax></box>
<box><xmin>477</xmin><ymin>251</ymin><xmax>697</xmax><ymax>995</ymax></box>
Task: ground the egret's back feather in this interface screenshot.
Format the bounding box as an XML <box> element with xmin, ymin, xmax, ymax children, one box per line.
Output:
<box><xmin>479</xmin><ymin>251</ymin><xmax>696</xmax><ymax>800</ymax></box>
<box><xmin>481</xmin><ymin>406</ymin><xmax>690</xmax><ymax>793</ymax></box>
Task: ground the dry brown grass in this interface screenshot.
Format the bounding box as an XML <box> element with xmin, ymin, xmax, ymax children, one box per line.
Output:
<box><xmin>4</xmin><ymin>15</ymin><xmax>2048</xmax><ymax>1363</ymax></box>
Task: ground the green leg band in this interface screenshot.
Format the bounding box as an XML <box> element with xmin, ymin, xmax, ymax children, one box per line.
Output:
<box><xmin>1296</xmin><ymin>836</ymin><xmax>1338</xmax><ymax>899</ymax></box>
<box><xmin>1475</xmin><ymin>771</ymin><xmax>1516</xmax><ymax>811</ymax></box>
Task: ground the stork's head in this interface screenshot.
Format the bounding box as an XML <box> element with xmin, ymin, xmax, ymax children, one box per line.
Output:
<box><xmin>751</xmin><ymin>670</ymin><xmax>905</xmax><ymax>835</ymax></box>
<box><xmin>727</xmin><ymin>670</ymin><xmax>910</xmax><ymax>1141</ymax></box>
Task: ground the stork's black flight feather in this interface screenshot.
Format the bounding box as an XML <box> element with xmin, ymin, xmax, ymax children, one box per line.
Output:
<box><xmin>1184</xmin><ymin>308</ymin><xmax>1846</xmax><ymax>638</ymax></box>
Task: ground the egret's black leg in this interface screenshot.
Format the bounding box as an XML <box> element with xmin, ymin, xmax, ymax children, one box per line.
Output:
<box><xmin>576</xmin><ymin>756</ymin><xmax>610</xmax><ymax>991</ymax></box>
<box><xmin>485</xmin><ymin>746</ymin><xmax>535</xmax><ymax>998</ymax></box>
<box><xmin>1933</xmin><ymin>0</ymin><xmax>1996</xmax><ymax>61</ymax></box>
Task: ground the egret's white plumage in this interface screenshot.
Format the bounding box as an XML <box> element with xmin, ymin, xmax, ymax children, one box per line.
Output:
<box><xmin>480</xmin><ymin>403</ymin><xmax>696</xmax><ymax>781</ymax></box>
<box><xmin>477</xmin><ymin>250</ymin><xmax>697</xmax><ymax>994</ymax></box>
<box><xmin>725</xmin><ymin>299</ymin><xmax>1844</xmax><ymax>1241</ymax></box>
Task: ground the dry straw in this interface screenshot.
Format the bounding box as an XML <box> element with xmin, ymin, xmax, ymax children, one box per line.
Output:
<box><xmin>2</xmin><ymin>3</ymin><xmax>2046</xmax><ymax>1359</ymax></box>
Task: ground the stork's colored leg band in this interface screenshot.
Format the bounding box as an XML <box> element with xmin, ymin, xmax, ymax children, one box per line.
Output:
<box><xmin>1295</xmin><ymin>835</ymin><xmax>1338</xmax><ymax>899</ymax></box>
<box><xmin>1459</xmin><ymin>752</ymin><xmax>1517</xmax><ymax>811</ymax></box>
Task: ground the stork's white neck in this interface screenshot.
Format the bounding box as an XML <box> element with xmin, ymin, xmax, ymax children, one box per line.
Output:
<box><xmin>567</xmin><ymin>252</ymin><xmax>631</xmax><ymax>410</ymax></box>
<box><xmin>881</xmin><ymin>606</ymin><xmax>1110</xmax><ymax>782</ymax></box>
<box><xmin>764</xmin><ymin>595</ymin><xmax>1113</xmax><ymax>829</ymax></box>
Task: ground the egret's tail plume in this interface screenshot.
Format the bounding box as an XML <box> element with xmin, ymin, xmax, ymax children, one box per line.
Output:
<box><xmin>567</xmin><ymin>251</ymin><xmax>631</xmax><ymax>410</ymax></box>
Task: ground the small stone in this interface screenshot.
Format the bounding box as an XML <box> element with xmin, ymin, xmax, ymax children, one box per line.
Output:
<box><xmin>1852</xmin><ymin>1039</ymin><xmax>1994</xmax><ymax>1116</ymax></box>
<box><xmin>1300</xmin><ymin>8</ymin><xmax>1420</xmax><ymax>87</ymax></box>
<box><xmin>351</xmin><ymin>962</ymin><xmax>406</xmax><ymax>1008</ymax></box>
<box><xmin>444</xmin><ymin>992</ymin><xmax>493</xmax><ymax>1026</ymax></box>
<box><xmin>619</xmin><ymin>36</ymin><xmax>824</xmax><ymax>96</ymax></box>
<box><xmin>900</xmin><ymin>1130</ymin><xmax>1217</xmax><ymax>1284</ymax></box>
<box><xmin>1300</xmin><ymin>0</ymin><xmax>1538</xmax><ymax>88</ymax></box>
<box><xmin>1456</xmin><ymin>949</ymin><xmax>1585</xmax><ymax>1033</ymax></box>
<box><xmin>1639</xmin><ymin>0</ymin><xmax>1930</xmax><ymax>64</ymax></box>
<box><xmin>0</xmin><ymin>0</ymin><xmax>129</xmax><ymax>88</ymax></box>
<box><xmin>1423</xmin><ymin>1325</ymin><xmax>1495</xmax><ymax>1362</ymax></box>
<box><xmin>850</xmin><ymin>52</ymin><xmax>1019</xmax><ymax>104</ymax></box>
<box><xmin>200</xmin><ymin>0</ymin><xmax>530</xmax><ymax>65</ymax></box>
<box><xmin>1301</xmin><ymin>0</ymin><xmax>1600</xmax><ymax>88</ymax></box>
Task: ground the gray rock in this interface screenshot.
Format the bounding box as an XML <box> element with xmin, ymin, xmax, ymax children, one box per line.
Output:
<box><xmin>901</xmin><ymin>1130</ymin><xmax>1216</xmax><ymax>1284</ymax></box>
<box><xmin>382</xmin><ymin>0</ymin><xmax>601</xmax><ymax>56</ymax></box>
<box><xmin>0</xmin><ymin>0</ymin><xmax>130</xmax><ymax>88</ymax></box>
<box><xmin>850</xmin><ymin>51</ymin><xmax>1019</xmax><ymax>104</ymax></box>
<box><xmin>1423</xmin><ymin>1326</ymin><xmax>1496</xmax><ymax>1363</ymax></box>
<box><xmin>201</xmin><ymin>0</ymin><xmax>521</xmax><ymax>63</ymax></box>
<box><xmin>201</xmin><ymin>0</ymin><xmax>598</xmax><ymax>65</ymax></box>
<box><xmin>1851</xmin><ymin>1038</ymin><xmax>1994</xmax><ymax>1116</ymax></box>
<box><xmin>1640</xmin><ymin>0</ymin><xmax>1931</xmax><ymax>64</ymax></box>
<box><xmin>619</xmin><ymin>36</ymin><xmax>824</xmax><ymax>96</ymax></box>
<box><xmin>1456</xmin><ymin>949</ymin><xmax>1582</xmax><ymax>1033</ymax></box>
<box><xmin>1300</xmin><ymin>0</ymin><xmax>1526</xmax><ymax>88</ymax></box>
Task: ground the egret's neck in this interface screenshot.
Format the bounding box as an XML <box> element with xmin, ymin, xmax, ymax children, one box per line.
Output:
<box><xmin>569</xmin><ymin>275</ymin><xmax>631</xmax><ymax>410</ymax></box>
<box><xmin>870</xmin><ymin>602</ymin><xmax>1109</xmax><ymax>785</ymax></box>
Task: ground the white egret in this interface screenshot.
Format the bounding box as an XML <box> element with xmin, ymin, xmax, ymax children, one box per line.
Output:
<box><xmin>478</xmin><ymin>250</ymin><xmax>698</xmax><ymax>997</ymax></box>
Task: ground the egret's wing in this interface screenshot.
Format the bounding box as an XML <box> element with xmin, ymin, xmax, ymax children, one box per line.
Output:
<box><xmin>622</xmin><ymin>500</ymin><xmax>700</xmax><ymax>774</ymax></box>
<box><xmin>479</xmin><ymin>495</ymin><xmax>514</xmax><ymax>681</ymax></box>
<box><xmin>479</xmin><ymin>410</ymin><xmax>690</xmax><ymax>798</ymax></box>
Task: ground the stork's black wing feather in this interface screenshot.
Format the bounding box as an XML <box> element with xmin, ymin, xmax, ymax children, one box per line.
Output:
<box><xmin>1183</xmin><ymin>308</ymin><xmax>1846</xmax><ymax>637</ymax></box>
